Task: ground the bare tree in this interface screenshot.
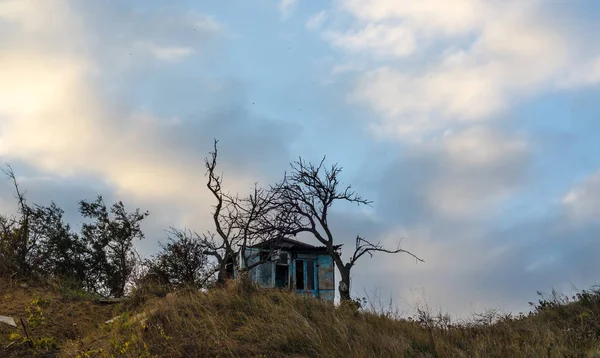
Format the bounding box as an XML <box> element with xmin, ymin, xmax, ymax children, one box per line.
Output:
<box><xmin>1</xmin><ymin>165</ymin><xmax>32</xmax><ymax>276</ymax></box>
<box><xmin>200</xmin><ymin>140</ymin><xmax>237</xmax><ymax>283</ymax></box>
<box><xmin>199</xmin><ymin>139</ymin><xmax>289</xmax><ymax>283</ymax></box>
<box><xmin>275</xmin><ymin>157</ymin><xmax>424</xmax><ymax>301</ymax></box>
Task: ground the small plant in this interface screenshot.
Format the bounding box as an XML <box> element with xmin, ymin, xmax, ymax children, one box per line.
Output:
<box><xmin>76</xmin><ymin>347</ymin><xmax>104</xmax><ymax>358</ymax></box>
<box><xmin>7</xmin><ymin>332</ymin><xmax>57</xmax><ymax>353</ymax></box>
<box><xmin>111</xmin><ymin>335</ymin><xmax>132</xmax><ymax>355</ymax></box>
<box><xmin>8</xmin><ymin>332</ymin><xmax>26</xmax><ymax>344</ymax></box>
<box><xmin>110</xmin><ymin>332</ymin><xmax>156</xmax><ymax>358</ymax></box>
<box><xmin>25</xmin><ymin>295</ymin><xmax>49</xmax><ymax>328</ymax></box>
<box><xmin>32</xmin><ymin>336</ymin><xmax>58</xmax><ymax>350</ymax></box>
<box><xmin>529</xmin><ymin>289</ymin><xmax>570</xmax><ymax>312</ymax></box>
<box><xmin>157</xmin><ymin>324</ymin><xmax>172</xmax><ymax>341</ymax></box>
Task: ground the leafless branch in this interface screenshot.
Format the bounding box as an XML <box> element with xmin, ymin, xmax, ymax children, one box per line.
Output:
<box><xmin>349</xmin><ymin>235</ymin><xmax>424</xmax><ymax>268</ymax></box>
<box><xmin>2</xmin><ymin>164</ymin><xmax>32</xmax><ymax>275</ymax></box>
<box><xmin>2</xmin><ymin>164</ymin><xmax>28</xmax><ymax>215</ymax></box>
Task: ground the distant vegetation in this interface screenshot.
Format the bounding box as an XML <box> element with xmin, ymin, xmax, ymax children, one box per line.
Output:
<box><xmin>0</xmin><ymin>164</ymin><xmax>150</xmax><ymax>298</ymax></box>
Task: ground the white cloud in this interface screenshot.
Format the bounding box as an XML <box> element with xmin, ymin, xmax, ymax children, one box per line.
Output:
<box><xmin>559</xmin><ymin>56</ymin><xmax>600</xmax><ymax>88</ymax></box>
<box><xmin>331</xmin><ymin>61</ymin><xmax>363</xmax><ymax>75</ymax></box>
<box><xmin>428</xmin><ymin>127</ymin><xmax>529</xmax><ymax>218</ymax></box>
<box><xmin>0</xmin><ymin>0</ymin><xmax>254</xmax><ymax>233</ymax></box>
<box><xmin>442</xmin><ymin>126</ymin><xmax>528</xmax><ymax>167</ymax></box>
<box><xmin>353</xmin><ymin>66</ymin><xmax>504</xmax><ymax>137</ymax></box>
<box><xmin>0</xmin><ymin>0</ymin><xmax>79</xmax><ymax>35</ymax></box>
<box><xmin>305</xmin><ymin>10</ymin><xmax>327</xmax><ymax>31</ymax></box>
<box><xmin>323</xmin><ymin>0</ymin><xmax>600</xmax><ymax>137</ymax></box>
<box><xmin>324</xmin><ymin>24</ymin><xmax>416</xmax><ymax>58</ymax></box>
<box><xmin>375</xmin><ymin>126</ymin><xmax>530</xmax><ymax>222</ymax></box>
<box><xmin>563</xmin><ymin>170</ymin><xmax>600</xmax><ymax>222</ymax></box>
<box><xmin>278</xmin><ymin>0</ymin><xmax>297</xmax><ymax>20</ymax></box>
<box><xmin>525</xmin><ymin>255</ymin><xmax>557</xmax><ymax>273</ymax></box>
<box><xmin>135</xmin><ymin>41</ymin><xmax>194</xmax><ymax>62</ymax></box>
<box><xmin>340</xmin><ymin>0</ymin><xmax>485</xmax><ymax>35</ymax></box>
<box><xmin>191</xmin><ymin>13</ymin><xmax>221</xmax><ymax>33</ymax></box>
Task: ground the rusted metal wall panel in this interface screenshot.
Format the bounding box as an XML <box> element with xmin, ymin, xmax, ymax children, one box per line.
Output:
<box><xmin>317</xmin><ymin>254</ymin><xmax>334</xmax><ymax>289</ymax></box>
<box><xmin>317</xmin><ymin>254</ymin><xmax>335</xmax><ymax>302</ymax></box>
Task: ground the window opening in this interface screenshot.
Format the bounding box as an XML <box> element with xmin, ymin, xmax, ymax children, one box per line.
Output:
<box><xmin>259</xmin><ymin>262</ymin><xmax>273</xmax><ymax>286</ymax></box>
<box><xmin>295</xmin><ymin>260</ymin><xmax>304</xmax><ymax>289</ymax></box>
<box><xmin>306</xmin><ymin>259</ymin><xmax>315</xmax><ymax>290</ymax></box>
<box><xmin>275</xmin><ymin>265</ymin><xmax>289</xmax><ymax>288</ymax></box>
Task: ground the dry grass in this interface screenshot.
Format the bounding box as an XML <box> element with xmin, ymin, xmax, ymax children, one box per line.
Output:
<box><xmin>61</xmin><ymin>280</ymin><xmax>419</xmax><ymax>357</ymax></box>
<box><xmin>2</xmin><ymin>277</ymin><xmax>600</xmax><ymax>357</ymax></box>
<box><xmin>63</xmin><ymin>280</ymin><xmax>600</xmax><ymax>358</ymax></box>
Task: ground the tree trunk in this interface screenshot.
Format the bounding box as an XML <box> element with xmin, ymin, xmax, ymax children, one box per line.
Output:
<box><xmin>332</xmin><ymin>252</ymin><xmax>352</xmax><ymax>302</ymax></box>
<box><xmin>216</xmin><ymin>263</ymin><xmax>227</xmax><ymax>285</ymax></box>
<box><xmin>337</xmin><ymin>262</ymin><xmax>351</xmax><ymax>302</ymax></box>
<box><xmin>215</xmin><ymin>254</ymin><xmax>235</xmax><ymax>285</ymax></box>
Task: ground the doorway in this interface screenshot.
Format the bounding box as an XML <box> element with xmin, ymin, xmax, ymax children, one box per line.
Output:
<box><xmin>275</xmin><ymin>264</ymin><xmax>289</xmax><ymax>288</ymax></box>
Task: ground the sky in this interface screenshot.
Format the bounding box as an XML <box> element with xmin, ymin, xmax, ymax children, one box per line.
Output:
<box><xmin>1</xmin><ymin>0</ymin><xmax>600</xmax><ymax>319</ymax></box>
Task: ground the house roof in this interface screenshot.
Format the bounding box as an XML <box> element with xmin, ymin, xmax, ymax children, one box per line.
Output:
<box><xmin>249</xmin><ymin>237</ymin><xmax>341</xmax><ymax>253</ymax></box>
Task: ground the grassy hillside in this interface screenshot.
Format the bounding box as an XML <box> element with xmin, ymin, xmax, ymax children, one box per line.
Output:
<box><xmin>0</xmin><ymin>277</ymin><xmax>123</xmax><ymax>357</ymax></box>
<box><xmin>1</xmin><ymin>277</ymin><xmax>600</xmax><ymax>357</ymax></box>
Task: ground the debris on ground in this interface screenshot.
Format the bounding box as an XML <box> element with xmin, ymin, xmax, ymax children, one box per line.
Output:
<box><xmin>0</xmin><ymin>315</ymin><xmax>17</xmax><ymax>328</ymax></box>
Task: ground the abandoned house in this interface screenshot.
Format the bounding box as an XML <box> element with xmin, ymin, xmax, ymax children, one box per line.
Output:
<box><xmin>236</xmin><ymin>237</ymin><xmax>338</xmax><ymax>302</ymax></box>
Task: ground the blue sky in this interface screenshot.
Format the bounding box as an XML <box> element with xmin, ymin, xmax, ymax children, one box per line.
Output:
<box><xmin>1</xmin><ymin>0</ymin><xmax>600</xmax><ymax>318</ymax></box>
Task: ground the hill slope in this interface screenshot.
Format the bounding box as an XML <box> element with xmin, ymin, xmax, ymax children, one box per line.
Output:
<box><xmin>2</xmin><ymin>278</ymin><xmax>600</xmax><ymax>357</ymax></box>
